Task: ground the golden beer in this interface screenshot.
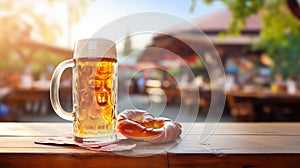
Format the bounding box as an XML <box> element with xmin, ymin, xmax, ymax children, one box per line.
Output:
<box><xmin>73</xmin><ymin>58</ymin><xmax>117</xmax><ymax>142</ymax></box>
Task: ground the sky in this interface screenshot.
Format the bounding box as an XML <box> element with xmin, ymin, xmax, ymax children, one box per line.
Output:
<box><xmin>61</xmin><ymin>0</ymin><xmax>226</xmax><ymax>49</ymax></box>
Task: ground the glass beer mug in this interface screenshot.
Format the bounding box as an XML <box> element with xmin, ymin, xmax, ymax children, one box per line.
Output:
<box><xmin>50</xmin><ymin>38</ymin><xmax>117</xmax><ymax>143</ymax></box>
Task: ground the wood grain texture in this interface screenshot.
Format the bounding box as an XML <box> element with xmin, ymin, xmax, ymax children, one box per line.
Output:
<box><xmin>0</xmin><ymin>153</ymin><xmax>168</xmax><ymax>168</ymax></box>
<box><xmin>167</xmin><ymin>153</ymin><xmax>300</xmax><ymax>168</ymax></box>
<box><xmin>0</xmin><ymin>122</ymin><xmax>299</xmax><ymax>167</ymax></box>
<box><xmin>168</xmin><ymin>134</ymin><xmax>300</xmax><ymax>154</ymax></box>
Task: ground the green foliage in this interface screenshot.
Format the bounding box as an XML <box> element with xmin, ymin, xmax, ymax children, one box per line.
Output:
<box><xmin>223</xmin><ymin>0</ymin><xmax>264</xmax><ymax>35</ymax></box>
<box><xmin>123</xmin><ymin>34</ymin><xmax>134</xmax><ymax>56</ymax></box>
<box><xmin>189</xmin><ymin>0</ymin><xmax>197</xmax><ymax>13</ymax></box>
<box><xmin>256</xmin><ymin>0</ymin><xmax>300</xmax><ymax>77</ymax></box>
<box><xmin>197</xmin><ymin>0</ymin><xmax>300</xmax><ymax>78</ymax></box>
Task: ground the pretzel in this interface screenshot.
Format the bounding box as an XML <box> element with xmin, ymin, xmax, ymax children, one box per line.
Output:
<box><xmin>117</xmin><ymin>109</ymin><xmax>182</xmax><ymax>143</ymax></box>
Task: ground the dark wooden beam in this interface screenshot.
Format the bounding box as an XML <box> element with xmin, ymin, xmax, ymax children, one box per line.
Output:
<box><xmin>18</xmin><ymin>39</ymin><xmax>73</xmax><ymax>58</ymax></box>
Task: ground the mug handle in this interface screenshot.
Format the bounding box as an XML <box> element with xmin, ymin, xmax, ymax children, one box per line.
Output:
<box><xmin>50</xmin><ymin>59</ymin><xmax>75</xmax><ymax>121</ymax></box>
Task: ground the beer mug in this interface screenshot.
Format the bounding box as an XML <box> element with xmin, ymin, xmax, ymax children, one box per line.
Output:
<box><xmin>50</xmin><ymin>38</ymin><xmax>117</xmax><ymax>143</ymax></box>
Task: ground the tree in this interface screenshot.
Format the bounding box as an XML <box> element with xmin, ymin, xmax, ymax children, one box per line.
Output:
<box><xmin>0</xmin><ymin>0</ymin><xmax>89</xmax><ymax>77</ymax></box>
<box><xmin>192</xmin><ymin>0</ymin><xmax>300</xmax><ymax>78</ymax></box>
<box><xmin>123</xmin><ymin>34</ymin><xmax>133</xmax><ymax>56</ymax></box>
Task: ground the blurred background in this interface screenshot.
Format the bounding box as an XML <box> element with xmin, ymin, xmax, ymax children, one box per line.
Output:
<box><xmin>1</xmin><ymin>0</ymin><xmax>300</xmax><ymax>122</ymax></box>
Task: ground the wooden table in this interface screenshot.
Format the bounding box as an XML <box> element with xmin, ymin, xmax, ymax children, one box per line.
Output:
<box><xmin>226</xmin><ymin>90</ymin><xmax>300</xmax><ymax>121</ymax></box>
<box><xmin>227</xmin><ymin>90</ymin><xmax>300</xmax><ymax>104</ymax></box>
<box><xmin>1</xmin><ymin>86</ymin><xmax>72</xmax><ymax>121</ymax></box>
<box><xmin>0</xmin><ymin>122</ymin><xmax>299</xmax><ymax>167</ymax></box>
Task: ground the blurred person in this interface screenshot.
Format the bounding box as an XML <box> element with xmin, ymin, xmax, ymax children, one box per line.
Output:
<box><xmin>225</xmin><ymin>75</ymin><xmax>237</xmax><ymax>91</ymax></box>
<box><xmin>137</xmin><ymin>76</ymin><xmax>145</xmax><ymax>94</ymax></box>
<box><xmin>20</xmin><ymin>66</ymin><xmax>33</xmax><ymax>89</ymax></box>
<box><xmin>237</xmin><ymin>58</ymin><xmax>256</xmax><ymax>85</ymax></box>
<box><xmin>286</xmin><ymin>77</ymin><xmax>296</xmax><ymax>94</ymax></box>
<box><xmin>254</xmin><ymin>66</ymin><xmax>272</xmax><ymax>87</ymax></box>
<box><xmin>273</xmin><ymin>74</ymin><xmax>286</xmax><ymax>92</ymax></box>
<box><xmin>225</xmin><ymin>58</ymin><xmax>239</xmax><ymax>77</ymax></box>
<box><xmin>179</xmin><ymin>72</ymin><xmax>189</xmax><ymax>88</ymax></box>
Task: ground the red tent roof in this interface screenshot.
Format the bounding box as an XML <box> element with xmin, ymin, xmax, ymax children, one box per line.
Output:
<box><xmin>165</xmin><ymin>8</ymin><xmax>261</xmax><ymax>35</ymax></box>
<box><xmin>191</xmin><ymin>9</ymin><xmax>261</xmax><ymax>32</ymax></box>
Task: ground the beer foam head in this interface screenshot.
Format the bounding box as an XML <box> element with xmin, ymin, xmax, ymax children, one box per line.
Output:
<box><xmin>74</xmin><ymin>38</ymin><xmax>117</xmax><ymax>60</ymax></box>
